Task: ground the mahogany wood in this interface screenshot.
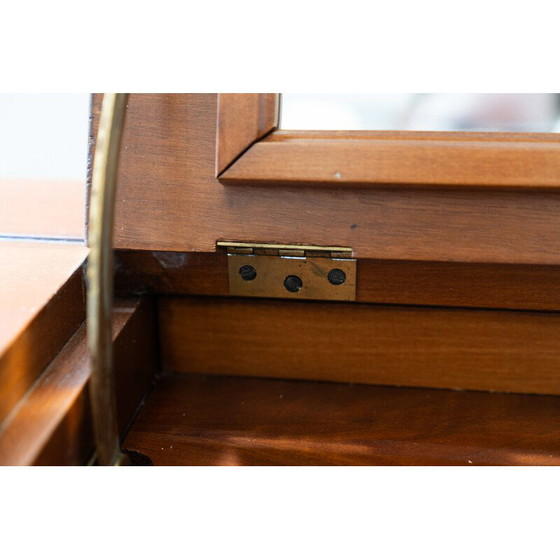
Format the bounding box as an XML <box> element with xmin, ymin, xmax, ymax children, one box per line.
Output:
<box><xmin>221</xmin><ymin>129</ymin><xmax>560</xmax><ymax>189</ymax></box>
<box><xmin>215</xmin><ymin>93</ymin><xmax>278</xmax><ymax>175</ymax></box>
<box><xmin>90</xmin><ymin>94</ymin><xmax>560</xmax><ymax>265</ymax></box>
<box><xmin>115</xmin><ymin>250</ymin><xmax>560</xmax><ymax>311</ymax></box>
<box><xmin>0</xmin><ymin>242</ymin><xmax>88</xmax><ymax>424</ymax></box>
<box><xmin>123</xmin><ymin>372</ymin><xmax>560</xmax><ymax>466</ymax></box>
<box><xmin>159</xmin><ymin>296</ymin><xmax>560</xmax><ymax>395</ymax></box>
<box><xmin>0</xmin><ymin>298</ymin><xmax>157</xmax><ymax>466</ymax></box>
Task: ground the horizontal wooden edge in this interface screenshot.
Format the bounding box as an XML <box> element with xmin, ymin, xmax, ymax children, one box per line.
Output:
<box><xmin>114</xmin><ymin>250</ymin><xmax>560</xmax><ymax>312</ymax></box>
<box><xmin>216</xmin><ymin>241</ymin><xmax>351</xmax><ymax>253</ymax></box>
<box><xmin>268</xmin><ymin>129</ymin><xmax>560</xmax><ymax>143</ymax></box>
<box><xmin>220</xmin><ymin>130</ymin><xmax>560</xmax><ymax>189</ymax></box>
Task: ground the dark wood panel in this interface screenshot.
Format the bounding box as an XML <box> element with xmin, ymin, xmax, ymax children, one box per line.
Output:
<box><xmin>0</xmin><ymin>242</ymin><xmax>88</xmax><ymax>425</ymax></box>
<box><xmin>115</xmin><ymin>250</ymin><xmax>560</xmax><ymax>311</ymax></box>
<box><xmin>90</xmin><ymin>94</ymin><xmax>560</xmax><ymax>265</ymax></box>
<box><xmin>216</xmin><ymin>93</ymin><xmax>278</xmax><ymax>175</ymax></box>
<box><xmin>358</xmin><ymin>259</ymin><xmax>560</xmax><ymax>310</ymax></box>
<box><xmin>159</xmin><ymin>296</ymin><xmax>560</xmax><ymax>395</ymax></box>
<box><xmin>123</xmin><ymin>373</ymin><xmax>560</xmax><ymax>466</ymax></box>
<box><xmin>221</xmin><ymin>129</ymin><xmax>560</xmax><ymax>189</ymax></box>
<box><xmin>0</xmin><ymin>298</ymin><xmax>157</xmax><ymax>466</ymax></box>
<box><xmin>115</xmin><ymin>251</ymin><xmax>229</xmax><ymax>297</ymax></box>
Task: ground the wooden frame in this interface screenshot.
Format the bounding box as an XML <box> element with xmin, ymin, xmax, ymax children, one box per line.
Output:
<box><xmin>215</xmin><ymin>94</ymin><xmax>279</xmax><ymax>176</ymax></box>
<box><xmin>217</xmin><ymin>94</ymin><xmax>560</xmax><ymax>189</ymax></box>
<box><xmin>89</xmin><ymin>94</ymin><xmax>560</xmax><ymax>264</ymax></box>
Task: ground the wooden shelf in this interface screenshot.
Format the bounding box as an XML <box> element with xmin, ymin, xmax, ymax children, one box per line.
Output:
<box><xmin>123</xmin><ymin>373</ymin><xmax>560</xmax><ymax>466</ymax></box>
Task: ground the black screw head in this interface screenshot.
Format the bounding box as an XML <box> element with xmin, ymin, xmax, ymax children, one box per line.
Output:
<box><xmin>327</xmin><ymin>268</ymin><xmax>346</xmax><ymax>285</ymax></box>
<box><xmin>284</xmin><ymin>275</ymin><xmax>303</xmax><ymax>293</ymax></box>
<box><xmin>239</xmin><ymin>264</ymin><xmax>257</xmax><ymax>281</ymax></box>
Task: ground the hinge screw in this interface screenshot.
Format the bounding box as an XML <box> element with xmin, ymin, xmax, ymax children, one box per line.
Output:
<box><xmin>327</xmin><ymin>268</ymin><xmax>346</xmax><ymax>285</ymax></box>
<box><xmin>284</xmin><ymin>275</ymin><xmax>303</xmax><ymax>293</ymax></box>
<box><xmin>239</xmin><ymin>265</ymin><xmax>257</xmax><ymax>281</ymax></box>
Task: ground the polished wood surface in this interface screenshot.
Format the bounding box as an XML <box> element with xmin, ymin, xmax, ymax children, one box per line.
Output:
<box><xmin>159</xmin><ymin>296</ymin><xmax>560</xmax><ymax>395</ymax></box>
<box><xmin>123</xmin><ymin>372</ymin><xmax>560</xmax><ymax>466</ymax></box>
<box><xmin>90</xmin><ymin>94</ymin><xmax>560</xmax><ymax>264</ymax></box>
<box><xmin>216</xmin><ymin>94</ymin><xmax>278</xmax><ymax>175</ymax></box>
<box><xmin>0</xmin><ymin>179</ymin><xmax>85</xmax><ymax>240</ymax></box>
<box><xmin>0</xmin><ymin>241</ymin><xmax>88</xmax><ymax>424</ymax></box>
<box><xmin>115</xmin><ymin>250</ymin><xmax>560</xmax><ymax>311</ymax></box>
<box><xmin>0</xmin><ymin>298</ymin><xmax>157</xmax><ymax>466</ymax></box>
<box><xmin>221</xmin><ymin>129</ymin><xmax>560</xmax><ymax>189</ymax></box>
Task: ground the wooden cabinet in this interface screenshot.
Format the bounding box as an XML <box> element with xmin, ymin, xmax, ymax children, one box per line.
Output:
<box><xmin>3</xmin><ymin>93</ymin><xmax>560</xmax><ymax>465</ymax></box>
<box><xmin>90</xmin><ymin>93</ymin><xmax>560</xmax><ymax>395</ymax></box>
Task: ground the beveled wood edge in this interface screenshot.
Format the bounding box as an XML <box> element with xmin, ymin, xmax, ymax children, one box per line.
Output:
<box><xmin>0</xmin><ymin>298</ymin><xmax>156</xmax><ymax>466</ymax></box>
<box><xmin>215</xmin><ymin>93</ymin><xmax>280</xmax><ymax>176</ymax></box>
<box><xmin>0</xmin><ymin>247</ymin><xmax>88</xmax><ymax>425</ymax></box>
<box><xmin>219</xmin><ymin>128</ymin><xmax>560</xmax><ymax>190</ymax></box>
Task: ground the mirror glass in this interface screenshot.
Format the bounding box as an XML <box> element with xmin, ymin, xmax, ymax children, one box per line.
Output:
<box><xmin>281</xmin><ymin>94</ymin><xmax>560</xmax><ymax>133</ymax></box>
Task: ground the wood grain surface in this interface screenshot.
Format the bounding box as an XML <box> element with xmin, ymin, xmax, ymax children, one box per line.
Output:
<box><xmin>221</xmin><ymin>129</ymin><xmax>560</xmax><ymax>189</ymax></box>
<box><xmin>90</xmin><ymin>94</ymin><xmax>560</xmax><ymax>264</ymax></box>
<box><xmin>159</xmin><ymin>296</ymin><xmax>560</xmax><ymax>395</ymax></box>
<box><xmin>0</xmin><ymin>298</ymin><xmax>157</xmax><ymax>466</ymax></box>
<box><xmin>123</xmin><ymin>372</ymin><xmax>560</xmax><ymax>466</ymax></box>
<box><xmin>115</xmin><ymin>250</ymin><xmax>560</xmax><ymax>311</ymax></box>
<box><xmin>215</xmin><ymin>94</ymin><xmax>278</xmax><ymax>175</ymax></box>
<box><xmin>0</xmin><ymin>241</ymin><xmax>88</xmax><ymax>424</ymax></box>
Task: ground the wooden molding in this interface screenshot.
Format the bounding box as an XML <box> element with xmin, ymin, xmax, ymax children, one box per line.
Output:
<box><xmin>215</xmin><ymin>93</ymin><xmax>279</xmax><ymax>175</ymax></box>
<box><xmin>220</xmin><ymin>129</ymin><xmax>560</xmax><ymax>189</ymax></box>
<box><xmin>89</xmin><ymin>95</ymin><xmax>560</xmax><ymax>264</ymax></box>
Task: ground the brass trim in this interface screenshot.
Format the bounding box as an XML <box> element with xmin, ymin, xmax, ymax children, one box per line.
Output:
<box><xmin>217</xmin><ymin>241</ymin><xmax>352</xmax><ymax>255</ymax></box>
<box><xmin>87</xmin><ymin>93</ymin><xmax>128</xmax><ymax>466</ymax></box>
<box><xmin>226</xmin><ymin>253</ymin><xmax>356</xmax><ymax>301</ymax></box>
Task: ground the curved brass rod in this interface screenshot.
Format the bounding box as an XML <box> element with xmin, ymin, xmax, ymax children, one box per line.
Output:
<box><xmin>87</xmin><ymin>93</ymin><xmax>129</xmax><ymax>466</ymax></box>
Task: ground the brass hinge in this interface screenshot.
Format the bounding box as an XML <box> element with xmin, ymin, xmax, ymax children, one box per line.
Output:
<box><xmin>217</xmin><ymin>241</ymin><xmax>356</xmax><ymax>301</ymax></box>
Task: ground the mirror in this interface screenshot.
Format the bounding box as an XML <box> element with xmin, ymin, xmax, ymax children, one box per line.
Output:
<box><xmin>280</xmin><ymin>94</ymin><xmax>560</xmax><ymax>133</ymax></box>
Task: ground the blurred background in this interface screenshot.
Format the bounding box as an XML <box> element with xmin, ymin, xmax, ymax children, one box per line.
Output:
<box><xmin>281</xmin><ymin>93</ymin><xmax>560</xmax><ymax>132</ymax></box>
<box><xmin>0</xmin><ymin>94</ymin><xmax>90</xmax><ymax>180</ymax></box>
<box><xmin>0</xmin><ymin>94</ymin><xmax>90</xmax><ymax>240</ymax></box>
